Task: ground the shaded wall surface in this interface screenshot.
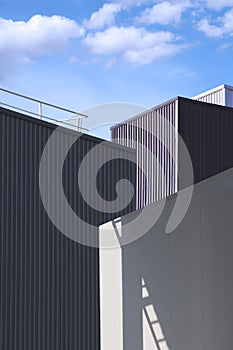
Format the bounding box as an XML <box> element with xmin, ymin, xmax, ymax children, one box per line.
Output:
<box><xmin>121</xmin><ymin>168</ymin><xmax>233</xmax><ymax>350</ymax></box>
<box><xmin>0</xmin><ymin>107</ymin><xmax>136</xmax><ymax>350</ymax></box>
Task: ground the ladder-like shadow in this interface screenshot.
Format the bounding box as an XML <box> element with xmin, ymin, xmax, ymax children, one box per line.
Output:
<box><xmin>142</xmin><ymin>278</ymin><xmax>170</xmax><ymax>350</ymax></box>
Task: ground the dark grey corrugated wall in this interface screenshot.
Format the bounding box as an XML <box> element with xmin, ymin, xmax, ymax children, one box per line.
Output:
<box><xmin>0</xmin><ymin>107</ymin><xmax>136</xmax><ymax>350</ymax></box>
<box><xmin>178</xmin><ymin>97</ymin><xmax>233</xmax><ymax>188</ymax></box>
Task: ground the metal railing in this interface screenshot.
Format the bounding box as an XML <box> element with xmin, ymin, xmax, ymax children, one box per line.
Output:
<box><xmin>0</xmin><ymin>87</ymin><xmax>89</xmax><ymax>132</ymax></box>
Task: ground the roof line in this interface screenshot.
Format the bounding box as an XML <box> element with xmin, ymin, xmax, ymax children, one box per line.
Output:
<box><xmin>192</xmin><ymin>84</ymin><xmax>233</xmax><ymax>99</ymax></box>
<box><xmin>110</xmin><ymin>96</ymin><xmax>179</xmax><ymax>130</ymax></box>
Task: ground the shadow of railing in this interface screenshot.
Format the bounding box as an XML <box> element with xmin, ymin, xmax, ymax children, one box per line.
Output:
<box><xmin>109</xmin><ymin>218</ymin><xmax>170</xmax><ymax>350</ymax></box>
<box><xmin>142</xmin><ymin>278</ymin><xmax>170</xmax><ymax>350</ymax></box>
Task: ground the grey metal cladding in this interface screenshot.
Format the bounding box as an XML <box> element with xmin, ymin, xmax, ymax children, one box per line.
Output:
<box><xmin>112</xmin><ymin>96</ymin><xmax>233</xmax><ymax>209</ymax></box>
<box><xmin>178</xmin><ymin>97</ymin><xmax>233</xmax><ymax>189</ymax></box>
<box><xmin>111</xmin><ymin>98</ymin><xmax>178</xmax><ymax>209</ymax></box>
<box><xmin>0</xmin><ymin>107</ymin><xmax>136</xmax><ymax>350</ymax></box>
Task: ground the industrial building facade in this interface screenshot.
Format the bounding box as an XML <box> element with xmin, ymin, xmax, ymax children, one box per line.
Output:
<box><xmin>1</xmin><ymin>83</ymin><xmax>233</xmax><ymax>350</ymax></box>
<box><xmin>0</xmin><ymin>106</ymin><xmax>136</xmax><ymax>350</ymax></box>
<box><xmin>111</xmin><ymin>96</ymin><xmax>233</xmax><ymax>208</ymax></box>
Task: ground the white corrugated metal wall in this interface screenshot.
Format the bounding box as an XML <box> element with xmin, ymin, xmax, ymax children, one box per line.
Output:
<box><xmin>194</xmin><ymin>86</ymin><xmax>225</xmax><ymax>105</ymax></box>
<box><xmin>193</xmin><ymin>84</ymin><xmax>233</xmax><ymax>107</ymax></box>
<box><xmin>111</xmin><ymin>99</ymin><xmax>178</xmax><ymax>209</ymax></box>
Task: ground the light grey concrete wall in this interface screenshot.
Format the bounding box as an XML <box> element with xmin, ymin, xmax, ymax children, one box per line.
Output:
<box><xmin>100</xmin><ymin>168</ymin><xmax>233</xmax><ymax>350</ymax></box>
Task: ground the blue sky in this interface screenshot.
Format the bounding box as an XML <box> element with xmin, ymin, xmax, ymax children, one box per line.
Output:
<box><xmin>1</xmin><ymin>0</ymin><xmax>233</xmax><ymax>134</ymax></box>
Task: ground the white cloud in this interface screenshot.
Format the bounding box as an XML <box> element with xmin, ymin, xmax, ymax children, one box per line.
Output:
<box><xmin>105</xmin><ymin>58</ymin><xmax>118</xmax><ymax>68</ymax></box>
<box><xmin>197</xmin><ymin>19</ymin><xmax>223</xmax><ymax>37</ymax></box>
<box><xmin>222</xmin><ymin>8</ymin><xmax>233</xmax><ymax>31</ymax></box>
<box><xmin>123</xmin><ymin>43</ymin><xmax>184</xmax><ymax>64</ymax></box>
<box><xmin>113</xmin><ymin>0</ymin><xmax>150</xmax><ymax>6</ymax></box>
<box><xmin>197</xmin><ymin>8</ymin><xmax>233</xmax><ymax>37</ymax></box>
<box><xmin>0</xmin><ymin>15</ymin><xmax>84</xmax><ymax>76</ymax></box>
<box><xmin>137</xmin><ymin>1</ymin><xmax>190</xmax><ymax>25</ymax></box>
<box><xmin>83</xmin><ymin>3</ymin><xmax>122</xmax><ymax>30</ymax></box>
<box><xmin>69</xmin><ymin>56</ymin><xmax>99</xmax><ymax>66</ymax></box>
<box><xmin>202</xmin><ymin>0</ymin><xmax>233</xmax><ymax>10</ymax></box>
<box><xmin>217</xmin><ymin>42</ymin><xmax>233</xmax><ymax>51</ymax></box>
<box><xmin>83</xmin><ymin>26</ymin><xmax>185</xmax><ymax>65</ymax></box>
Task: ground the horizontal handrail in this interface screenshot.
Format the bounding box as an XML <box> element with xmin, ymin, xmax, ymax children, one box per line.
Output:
<box><xmin>0</xmin><ymin>87</ymin><xmax>88</xmax><ymax>132</ymax></box>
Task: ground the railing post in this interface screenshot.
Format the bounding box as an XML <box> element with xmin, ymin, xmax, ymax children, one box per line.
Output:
<box><xmin>76</xmin><ymin>116</ymin><xmax>80</xmax><ymax>131</ymax></box>
<box><xmin>38</xmin><ymin>103</ymin><xmax>42</xmax><ymax>119</ymax></box>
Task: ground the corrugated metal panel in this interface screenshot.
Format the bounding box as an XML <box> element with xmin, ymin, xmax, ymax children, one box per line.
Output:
<box><xmin>111</xmin><ymin>99</ymin><xmax>178</xmax><ymax>209</ymax></box>
<box><xmin>0</xmin><ymin>106</ymin><xmax>136</xmax><ymax>350</ymax></box>
<box><xmin>192</xmin><ymin>84</ymin><xmax>233</xmax><ymax>107</ymax></box>
<box><xmin>178</xmin><ymin>97</ymin><xmax>233</xmax><ymax>188</ymax></box>
<box><xmin>112</xmin><ymin>95</ymin><xmax>233</xmax><ymax>210</ymax></box>
<box><xmin>225</xmin><ymin>86</ymin><xmax>233</xmax><ymax>107</ymax></box>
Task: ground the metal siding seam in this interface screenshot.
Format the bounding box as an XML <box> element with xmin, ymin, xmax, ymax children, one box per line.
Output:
<box><xmin>0</xmin><ymin>116</ymin><xmax>3</xmax><ymax>350</ymax></box>
<box><xmin>139</xmin><ymin>117</ymin><xmax>142</xmax><ymax>208</ymax></box>
<box><xmin>160</xmin><ymin>106</ymin><xmax>163</xmax><ymax>200</ymax></box>
<box><xmin>136</xmin><ymin>118</ymin><xmax>140</xmax><ymax>209</ymax></box>
<box><xmin>169</xmin><ymin>103</ymin><xmax>172</xmax><ymax>196</ymax></box>
<box><xmin>13</xmin><ymin>118</ymin><xmax>19</xmax><ymax>350</ymax></box>
<box><xmin>158</xmin><ymin>108</ymin><xmax>161</xmax><ymax>201</ymax></box>
<box><xmin>149</xmin><ymin>113</ymin><xmax>151</xmax><ymax>203</ymax></box>
<box><xmin>162</xmin><ymin>106</ymin><xmax>165</xmax><ymax>199</ymax></box>
<box><xmin>64</xmin><ymin>135</ymin><xmax>68</xmax><ymax>350</ymax></box>
<box><xmin>151</xmin><ymin>112</ymin><xmax>155</xmax><ymax>203</ymax></box>
<box><xmin>157</xmin><ymin>108</ymin><xmax>160</xmax><ymax>201</ymax></box>
<box><xmin>174</xmin><ymin>100</ymin><xmax>178</xmax><ymax>194</ymax></box>
<box><xmin>159</xmin><ymin>107</ymin><xmax>162</xmax><ymax>201</ymax></box>
<box><xmin>167</xmin><ymin>104</ymin><xmax>169</xmax><ymax>197</ymax></box>
<box><xmin>5</xmin><ymin>116</ymin><xmax>10</xmax><ymax>350</ymax></box>
<box><xmin>172</xmin><ymin>102</ymin><xmax>175</xmax><ymax>194</ymax></box>
<box><xmin>161</xmin><ymin>107</ymin><xmax>164</xmax><ymax>200</ymax></box>
<box><xmin>156</xmin><ymin>109</ymin><xmax>158</xmax><ymax>201</ymax></box>
<box><xmin>146</xmin><ymin>114</ymin><xmax>148</xmax><ymax>205</ymax></box>
<box><xmin>9</xmin><ymin>117</ymin><xmax>15</xmax><ymax>350</ymax></box>
<box><xmin>20</xmin><ymin>119</ymin><xmax>25</xmax><ymax>350</ymax></box>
